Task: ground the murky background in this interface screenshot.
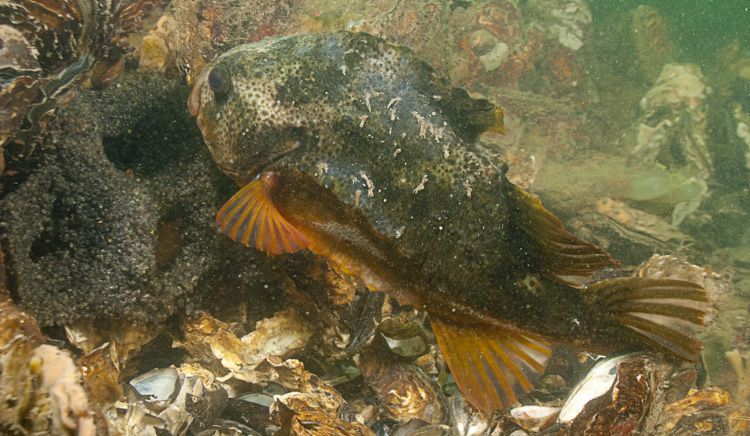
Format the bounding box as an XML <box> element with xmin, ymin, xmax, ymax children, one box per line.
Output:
<box><xmin>1</xmin><ymin>0</ymin><xmax>749</xmax><ymax>434</ymax></box>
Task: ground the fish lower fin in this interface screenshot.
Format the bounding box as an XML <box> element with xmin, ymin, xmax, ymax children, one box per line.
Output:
<box><xmin>216</xmin><ymin>176</ymin><xmax>311</xmax><ymax>255</ymax></box>
<box><xmin>430</xmin><ymin>317</ymin><xmax>552</xmax><ymax>414</ymax></box>
<box><xmin>502</xmin><ymin>175</ymin><xmax>616</xmax><ymax>286</ymax></box>
<box><xmin>588</xmin><ymin>277</ymin><xmax>708</xmax><ymax>362</ymax></box>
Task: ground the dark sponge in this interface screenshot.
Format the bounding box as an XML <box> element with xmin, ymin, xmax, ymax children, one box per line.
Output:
<box><xmin>1</xmin><ymin>72</ymin><xmax>273</xmax><ymax>325</ymax></box>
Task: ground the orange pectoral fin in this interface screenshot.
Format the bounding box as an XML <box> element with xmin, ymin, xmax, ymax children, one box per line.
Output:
<box><xmin>431</xmin><ymin>317</ymin><xmax>552</xmax><ymax>414</ymax></box>
<box><xmin>216</xmin><ymin>178</ymin><xmax>310</xmax><ymax>256</ymax></box>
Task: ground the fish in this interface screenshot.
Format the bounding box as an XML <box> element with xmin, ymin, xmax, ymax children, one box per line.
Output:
<box><xmin>189</xmin><ymin>31</ymin><xmax>709</xmax><ymax>414</ymax></box>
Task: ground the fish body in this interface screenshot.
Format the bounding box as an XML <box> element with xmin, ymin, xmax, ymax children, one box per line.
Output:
<box><xmin>190</xmin><ymin>31</ymin><xmax>576</xmax><ymax>332</ymax></box>
<box><xmin>190</xmin><ymin>32</ymin><xmax>708</xmax><ymax>413</ymax></box>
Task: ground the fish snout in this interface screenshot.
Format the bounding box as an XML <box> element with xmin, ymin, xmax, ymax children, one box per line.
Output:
<box><xmin>188</xmin><ymin>69</ymin><xmax>209</xmax><ymax>117</ymax></box>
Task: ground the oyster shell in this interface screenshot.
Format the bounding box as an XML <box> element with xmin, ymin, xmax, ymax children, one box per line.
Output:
<box><xmin>111</xmin><ymin>363</ymin><xmax>229</xmax><ymax>435</ymax></box>
<box><xmin>629</xmin><ymin>63</ymin><xmax>711</xmax><ymax>225</ymax></box>
<box><xmin>359</xmin><ymin>315</ymin><xmax>447</xmax><ymax>425</ymax></box>
<box><xmin>129</xmin><ymin>367</ymin><xmax>181</xmax><ymax>412</ymax></box>
<box><xmin>0</xmin><ymin>290</ymin><xmax>96</xmax><ymax>434</ymax></box>
<box><xmin>178</xmin><ymin>309</ymin><xmax>313</xmax><ymax>384</ymax></box>
<box><xmin>79</xmin><ymin>342</ymin><xmax>124</xmax><ymax>407</ymax></box>
<box><xmin>0</xmin><ymin>0</ymin><xmax>165</xmax><ymax>158</ymax></box>
<box><xmin>557</xmin><ymin>354</ymin><xmax>630</xmax><ymax>426</ymax></box>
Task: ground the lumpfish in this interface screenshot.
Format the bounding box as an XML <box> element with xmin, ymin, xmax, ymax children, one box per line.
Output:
<box><xmin>189</xmin><ymin>32</ymin><xmax>708</xmax><ymax>413</ymax></box>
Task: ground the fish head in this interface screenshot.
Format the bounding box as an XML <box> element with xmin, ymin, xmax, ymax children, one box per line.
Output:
<box><xmin>189</xmin><ymin>40</ymin><xmax>306</xmax><ymax>183</ymax></box>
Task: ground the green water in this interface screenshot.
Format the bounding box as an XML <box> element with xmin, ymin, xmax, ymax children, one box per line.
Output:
<box><xmin>591</xmin><ymin>0</ymin><xmax>750</xmax><ymax>65</ymax></box>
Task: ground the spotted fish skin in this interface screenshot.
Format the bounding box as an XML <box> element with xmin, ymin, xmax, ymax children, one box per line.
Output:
<box><xmin>192</xmin><ymin>32</ymin><xmax>708</xmax><ymax>412</ymax></box>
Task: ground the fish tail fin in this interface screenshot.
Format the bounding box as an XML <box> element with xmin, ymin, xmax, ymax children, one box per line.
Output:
<box><xmin>430</xmin><ymin>316</ymin><xmax>552</xmax><ymax>414</ymax></box>
<box><xmin>587</xmin><ymin>277</ymin><xmax>709</xmax><ymax>362</ymax></box>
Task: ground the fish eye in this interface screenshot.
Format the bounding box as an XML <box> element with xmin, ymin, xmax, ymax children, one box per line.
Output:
<box><xmin>208</xmin><ymin>67</ymin><xmax>230</xmax><ymax>97</ymax></box>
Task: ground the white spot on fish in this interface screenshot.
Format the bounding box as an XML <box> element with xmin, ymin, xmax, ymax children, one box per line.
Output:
<box><xmin>364</xmin><ymin>92</ymin><xmax>373</xmax><ymax>112</ymax></box>
<box><xmin>411</xmin><ymin>111</ymin><xmax>445</xmax><ymax>142</ymax></box>
<box><xmin>363</xmin><ymin>90</ymin><xmax>380</xmax><ymax>113</ymax></box>
<box><xmin>360</xmin><ymin>171</ymin><xmax>375</xmax><ymax>197</ymax></box>
<box><xmin>463</xmin><ymin>180</ymin><xmax>473</xmax><ymax>198</ymax></box>
<box><xmin>387</xmin><ymin>97</ymin><xmax>401</xmax><ymax>121</ymax></box>
<box><xmin>413</xmin><ymin>174</ymin><xmax>428</xmax><ymax>194</ymax></box>
<box><xmin>412</xmin><ymin>111</ymin><xmax>429</xmax><ymax>138</ymax></box>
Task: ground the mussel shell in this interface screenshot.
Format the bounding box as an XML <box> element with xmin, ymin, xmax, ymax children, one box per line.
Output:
<box><xmin>128</xmin><ymin>367</ymin><xmax>180</xmax><ymax>412</ymax></box>
<box><xmin>0</xmin><ymin>0</ymin><xmax>163</xmax><ymax>151</ymax></box>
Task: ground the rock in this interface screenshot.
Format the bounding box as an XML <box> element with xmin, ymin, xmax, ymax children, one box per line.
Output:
<box><xmin>139</xmin><ymin>34</ymin><xmax>169</xmax><ymax>71</ymax></box>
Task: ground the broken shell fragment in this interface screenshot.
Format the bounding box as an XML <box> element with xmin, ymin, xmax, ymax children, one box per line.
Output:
<box><xmin>79</xmin><ymin>342</ymin><xmax>123</xmax><ymax>406</ymax></box>
<box><xmin>378</xmin><ymin>316</ymin><xmax>430</xmax><ymax>359</ymax></box>
<box><xmin>224</xmin><ymin>393</ymin><xmax>274</xmax><ymax>432</ymax></box>
<box><xmin>361</xmin><ymin>357</ymin><xmax>447</xmax><ymax>425</ymax></box>
<box><xmin>272</xmin><ymin>406</ymin><xmax>375</xmax><ymax>436</ymax></box>
<box><xmin>32</xmin><ymin>344</ymin><xmax>98</xmax><ymax>435</ymax></box>
<box><xmin>659</xmin><ymin>388</ymin><xmax>731</xmax><ymax>433</ymax></box>
<box><xmin>580</xmin><ymin>356</ymin><xmax>652</xmax><ymax>433</ymax></box>
<box><xmin>255</xmin><ymin>357</ymin><xmax>344</xmax><ymax>408</ymax></box>
<box><xmin>558</xmin><ymin>354</ymin><xmax>630</xmax><ymax>425</ymax></box>
<box><xmin>178</xmin><ymin>309</ymin><xmax>313</xmax><ymax>384</ymax></box>
<box><xmin>0</xmin><ymin>292</ymin><xmax>96</xmax><ymax>434</ymax></box>
<box><xmin>65</xmin><ymin>318</ymin><xmax>162</xmax><ymax>369</ymax></box>
<box><xmin>447</xmin><ymin>394</ymin><xmax>492</xmax><ymax>435</ymax></box>
<box><xmin>270</xmin><ymin>390</ymin><xmax>373</xmax><ymax>435</ymax></box>
<box><xmin>129</xmin><ymin>367</ymin><xmax>180</xmax><ymax>412</ymax></box>
<box><xmin>374</xmin><ymin>418</ymin><xmax>449</xmax><ymax>435</ymax></box>
<box><xmin>195</xmin><ymin>418</ymin><xmax>262</xmax><ymax>435</ymax></box>
<box><xmin>115</xmin><ymin>364</ymin><xmax>229</xmax><ymax>434</ymax></box>
<box><xmin>509</xmin><ymin>405</ymin><xmax>560</xmax><ymax>432</ymax></box>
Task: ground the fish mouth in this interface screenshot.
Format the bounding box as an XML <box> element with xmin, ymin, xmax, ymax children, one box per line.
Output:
<box><xmin>239</xmin><ymin>142</ymin><xmax>302</xmax><ymax>185</ymax></box>
<box><xmin>188</xmin><ymin>69</ymin><xmax>210</xmax><ymax>117</ymax></box>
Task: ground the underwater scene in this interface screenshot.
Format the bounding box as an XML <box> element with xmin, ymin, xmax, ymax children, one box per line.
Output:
<box><xmin>1</xmin><ymin>0</ymin><xmax>749</xmax><ymax>434</ymax></box>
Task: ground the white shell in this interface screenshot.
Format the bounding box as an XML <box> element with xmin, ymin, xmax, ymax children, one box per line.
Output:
<box><xmin>510</xmin><ymin>405</ymin><xmax>560</xmax><ymax>432</ymax></box>
<box><xmin>558</xmin><ymin>354</ymin><xmax>631</xmax><ymax>424</ymax></box>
